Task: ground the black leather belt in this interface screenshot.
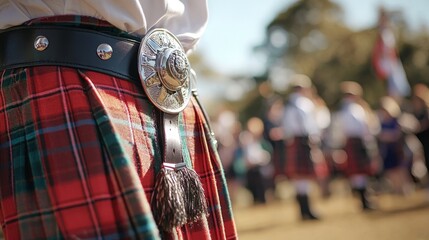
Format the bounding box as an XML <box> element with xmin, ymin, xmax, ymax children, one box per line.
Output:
<box><xmin>0</xmin><ymin>25</ymin><xmax>140</xmax><ymax>81</ymax></box>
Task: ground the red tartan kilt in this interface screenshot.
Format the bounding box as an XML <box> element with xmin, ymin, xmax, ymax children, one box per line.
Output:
<box><xmin>340</xmin><ymin>137</ymin><xmax>373</xmax><ymax>176</ymax></box>
<box><xmin>271</xmin><ymin>140</ymin><xmax>286</xmax><ymax>177</ymax></box>
<box><xmin>284</xmin><ymin>136</ymin><xmax>329</xmax><ymax>179</ymax></box>
<box><xmin>0</xmin><ymin>16</ymin><xmax>237</xmax><ymax>240</ymax></box>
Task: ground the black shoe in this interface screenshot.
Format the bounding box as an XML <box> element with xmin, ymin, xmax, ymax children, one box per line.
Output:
<box><xmin>302</xmin><ymin>212</ymin><xmax>320</xmax><ymax>221</ymax></box>
<box><xmin>362</xmin><ymin>202</ymin><xmax>377</xmax><ymax>212</ymax></box>
<box><xmin>297</xmin><ymin>194</ymin><xmax>320</xmax><ymax>221</ymax></box>
<box><xmin>356</xmin><ymin>188</ymin><xmax>376</xmax><ymax>211</ymax></box>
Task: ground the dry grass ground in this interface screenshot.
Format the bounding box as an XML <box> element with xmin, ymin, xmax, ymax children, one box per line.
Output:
<box><xmin>1</xmin><ymin>180</ymin><xmax>428</xmax><ymax>240</ymax></box>
<box><xmin>232</xmin><ymin>179</ymin><xmax>429</xmax><ymax>240</ymax></box>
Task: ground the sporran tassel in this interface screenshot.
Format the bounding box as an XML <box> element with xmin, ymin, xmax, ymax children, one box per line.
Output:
<box><xmin>177</xmin><ymin>167</ymin><xmax>208</xmax><ymax>222</ymax></box>
<box><xmin>151</xmin><ymin>165</ymin><xmax>187</xmax><ymax>231</ymax></box>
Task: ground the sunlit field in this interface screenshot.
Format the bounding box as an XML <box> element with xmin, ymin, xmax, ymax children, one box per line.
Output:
<box><xmin>232</xmin><ymin>179</ymin><xmax>429</xmax><ymax>240</ymax></box>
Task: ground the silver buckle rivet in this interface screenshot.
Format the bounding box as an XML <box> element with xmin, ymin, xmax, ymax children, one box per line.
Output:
<box><xmin>34</xmin><ymin>36</ymin><xmax>49</xmax><ymax>51</ymax></box>
<box><xmin>97</xmin><ymin>43</ymin><xmax>113</xmax><ymax>60</ymax></box>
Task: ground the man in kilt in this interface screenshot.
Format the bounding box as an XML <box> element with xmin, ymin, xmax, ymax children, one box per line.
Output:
<box><xmin>331</xmin><ymin>81</ymin><xmax>380</xmax><ymax>211</ymax></box>
<box><xmin>282</xmin><ymin>74</ymin><xmax>329</xmax><ymax>220</ymax></box>
<box><xmin>0</xmin><ymin>1</ymin><xmax>237</xmax><ymax>239</ymax></box>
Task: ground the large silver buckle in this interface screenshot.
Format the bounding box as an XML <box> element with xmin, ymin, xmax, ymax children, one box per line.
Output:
<box><xmin>138</xmin><ymin>28</ymin><xmax>191</xmax><ymax>114</ymax></box>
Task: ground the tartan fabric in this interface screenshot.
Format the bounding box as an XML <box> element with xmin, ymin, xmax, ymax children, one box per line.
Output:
<box><xmin>284</xmin><ymin>136</ymin><xmax>328</xmax><ymax>179</ymax></box>
<box><xmin>270</xmin><ymin>140</ymin><xmax>286</xmax><ymax>177</ymax></box>
<box><xmin>341</xmin><ymin>137</ymin><xmax>373</xmax><ymax>176</ymax></box>
<box><xmin>0</xmin><ymin>16</ymin><xmax>237</xmax><ymax>240</ymax></box>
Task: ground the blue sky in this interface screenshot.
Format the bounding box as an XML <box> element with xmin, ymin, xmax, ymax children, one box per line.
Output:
<box><xmin>198</xmin><ymin>0</ymin><xmax>429</xmax><ymax>76</ymax></box>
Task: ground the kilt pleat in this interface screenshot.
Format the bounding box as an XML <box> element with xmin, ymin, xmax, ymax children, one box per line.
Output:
<box><xmin>285</xmin><ymin>137</ymin><xmax>315</xmax><ymax>179</ymax></box>
<box><xmin>283</xmin><ymin>136</ymin><xmax>329</xmax><ymax>179</ymax></box>
<box><xmin>0</xmin><ymin>65</ymin><xmax>237</xmax><ymax>239</ymax></box>
<box><xmin>342</xmin><ymin>137</ymin><xmax>373</xmax><ymax>176</ymax></box>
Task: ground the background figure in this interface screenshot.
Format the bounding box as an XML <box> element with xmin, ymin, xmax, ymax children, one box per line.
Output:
<box><xmin>214</xmin><ymin>109</ymin><xmax>246</xmax><ymax>203</ymax></box>
<box><xmin>377</xmin><ymin>96</ymin><xmax>413</xmax><ymax>195</ymax></box>
<box><xmin>310</xmin><ymin>86</ymin><xmax>332</xmax><ymax>198</ymax></box>
<box><xmin>262</xmin><ymin>97</ymin><xmax>286</xmax><ymax>190</ymax></box>
<box><xmin>331</xmin><ymin>81</ymin><xmax>380</xmax><ymax>211</ymax></box>
<box><xmin>282</xmin><ymin>74</ymin><xmax>328</xmax><ymax>220</ymax></box>
<box><xmin>240</xmin><ymin>117</ymin><xmax>274</xmax><ymax>204</ymax></box>
<box><xmin>410</xmin><ymin>84</ymin><xmax>429</xmax><ymax>186</ymax></box>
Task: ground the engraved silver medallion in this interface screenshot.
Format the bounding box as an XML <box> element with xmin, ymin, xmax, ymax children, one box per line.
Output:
<box><xmin>138</xmin><ymin>29</ymin><xmax>191</xmax><ymax>114</ymax></box>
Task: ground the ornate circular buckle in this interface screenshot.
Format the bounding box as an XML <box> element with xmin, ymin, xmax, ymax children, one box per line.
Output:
<box><xmin>138</xmin><ymin>28</ymin><xmax>191</xmax><ymax>114</ymax></box>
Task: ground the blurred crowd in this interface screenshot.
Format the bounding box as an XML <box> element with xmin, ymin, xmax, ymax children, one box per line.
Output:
<box><xmin>212</xmin><ymin>75</ymin><xmax>429</xmax><ymax>221</ymax></box>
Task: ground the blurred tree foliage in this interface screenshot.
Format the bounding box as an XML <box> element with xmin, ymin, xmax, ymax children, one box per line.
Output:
<box><xmin>235</xmin><ymin>0</ymin><xmax>429</xmax><ymax>123</ymax></box>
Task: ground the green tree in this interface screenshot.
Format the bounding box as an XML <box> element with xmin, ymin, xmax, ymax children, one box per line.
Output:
<box><xmin>260</xmin><ymin>0</ymin><xmax>428</xmax><ymax>109</ymax></box>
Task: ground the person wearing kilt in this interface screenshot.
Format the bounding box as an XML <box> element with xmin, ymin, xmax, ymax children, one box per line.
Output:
<box><xmin>0</xmin><ymin>1</ymin><xmax>237</xmax><ymax>239</ymax></box>
<box><xmin>331</xmin><ymin>81</ymin><xmax>380</xmax><ymax>211</ymax></box>
<box><xmin>282</xmin><ymin>74</ymin><xmax>329</xmax><ymax>220</ymax></box>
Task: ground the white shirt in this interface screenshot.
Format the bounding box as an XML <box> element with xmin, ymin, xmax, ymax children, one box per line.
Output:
<box><xmin>339</xmin><ymin>101</ymin><xmax>368</xmax><ymax>137</ymax></box>
<box><xmin>0</xmin><ymin>0</ymin><xmax>208</xmax><ymax>52</ymax></box>
<box><xmin>334</xmin><ymin>99</ymin><xmax>377</xmax><ymax>138</ymax></box>
<box><xmin>282</xmin><ymin>92</ymin><xmax>320</xmax><ymax>137</ymax></box>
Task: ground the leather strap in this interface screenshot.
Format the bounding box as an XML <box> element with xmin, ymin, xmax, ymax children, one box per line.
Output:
<box><xmin>162</xmin><ymin>113</ymin><xmax>185</xmax><ymax>169</ymax></box>
<box><xmin>0</xmin><ymin>25</ymin><xmax>140</xmax><ymax>81</ymax></box>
